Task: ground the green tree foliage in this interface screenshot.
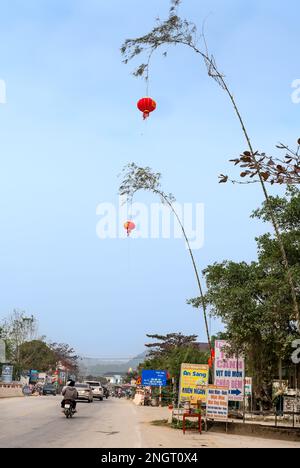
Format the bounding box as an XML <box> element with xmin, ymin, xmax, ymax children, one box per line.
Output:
<box><xmin>139</xmin><ymin>333</ymin><xmax>209</xmax><ymax>384</ymax></box>
<box><xmin>19</xmin><ymin>340</ymin><xmax>57</xmax><ymax>372</ymax></box>
<box><xmin>189</xmin><ymin>188</ymin><xmax>300</xmax><ymax>400</ymax></box>
<box><xmin>0</xmin><ymin>311</ymin><xmax>79</xmax><ymax>378</ymax></box>
<box><xmin>0</xmin><ymin>310</ymin><xmax>38</xmax><ymax>377</ymax></box>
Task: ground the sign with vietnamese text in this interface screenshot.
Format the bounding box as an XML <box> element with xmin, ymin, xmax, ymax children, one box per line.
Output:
<box><xmin>245</xmin><ymin>377</ymin><xmax>252</xmax><ymax>397</ymax></box>
<box><xmin>1</xmin><ymin>365</ymin><xmax>13</xmax><ymax>383</ymax></box>
<box><xmin>141</xmin><ymin>370</ymin><xmax>167</xmax><ymax>387</ymax></box>
<box><xmin>206</xmin><ymin>386</ymin><xmax>229</xmax><ymax>421</ymax></box>
<box><xmin>179</xmin><ymin>363</ymin><xmax>209</xmax><ymax>404</ymax></box>
<box><xmin>284</xmin><ymin>397</ymin><xmax>300</xmax><ymax>413</ymax></box>
<box><xmin>214</xmin><ymin>341</ymin><xmax>245</xmax><ymax>402</ymax></box>
<box><xmin>29</xmin><ymin>370</ymin><xmax>39</xmax><ymax>384</ymax></box>
<box><xmin>272</xmin><ymin>380</ymin><xmax>288</xmax><ymax>398</ymax></box>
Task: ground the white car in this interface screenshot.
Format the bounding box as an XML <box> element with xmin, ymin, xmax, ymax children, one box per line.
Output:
<box><xmin>75</xmin><ymin>383</ymin><xmax>93</xmax><ymax>403</ymax></box>
<box><xmin>84</xmin><ymin>381</ymin><xmax>104</xmax><ymax>401</ymax></box>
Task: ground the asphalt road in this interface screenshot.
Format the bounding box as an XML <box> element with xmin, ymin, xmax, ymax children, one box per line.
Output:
<box><xmin>0</xmin><ymin>395</ymin><xmax>141</xmax><ymax>448</ymax></box>
<box><xmin>0</xmin><ymin>396</ymin><xmax>299</xmax><ymax>448</ymax></box>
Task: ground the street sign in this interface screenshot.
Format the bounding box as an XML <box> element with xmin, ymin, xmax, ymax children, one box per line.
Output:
<box><xmin>179</xmin><ymin>363</ymin><xmax>209</xmax><ymax>405</ymax></box>
<box><xmin>245</xmin><ymin>377</ymin><xmax>252</xmax><ymax>397</ymax></box>
<box><xmin>272</xmin><ymin>380</ymin><xmax>288</xmax><ymax>398</ymax></box>
<box><xmin>141</xmin><ymin>370</ymin><xmax>167</xmax><ymax>387</ymax></box>
<box><xmin>214</xmin><ymin>340</ymin><xmax>245</xmax><ymax>402</ymax></box>
<box><xmin>206</xmin><ymin>386</ymin><xmax>229</xmax><ymax>421</ymax></box>
<box><xmin>136</xmin><ymin>376</ymin><xmax>142</xmax><ymax>386</ymax></box>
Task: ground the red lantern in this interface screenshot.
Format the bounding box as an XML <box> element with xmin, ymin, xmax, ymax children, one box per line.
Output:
<box><xmin>211</xmin><ymin>349</ymin><xmax>215</xmax><ymax>361</ymax></box>
<box><xmin>137</xmin><ymin>97</ymin><xmax>157</xmax><ymax>120</ymax></box>
<box><xmin>208</xmin><ymin>358</ymin><xmax>213</xmax><ymax>369</ymax></box>
<box><xmin>124</xmin><ymin>221</ymin><xmax>136</xmax><ymax>237</ymax></box>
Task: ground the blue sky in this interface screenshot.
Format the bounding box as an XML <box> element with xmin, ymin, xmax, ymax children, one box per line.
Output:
<box><xmin>0</xmin><ymin>0</ymin><xmax>299</xmax><ymax>358</ymax></box>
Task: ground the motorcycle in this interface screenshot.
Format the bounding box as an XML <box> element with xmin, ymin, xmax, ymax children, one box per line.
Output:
<box><xmin>63</xmin><ymin>400</ymin><xmax>76</xmax><ymax>419</ymax></box>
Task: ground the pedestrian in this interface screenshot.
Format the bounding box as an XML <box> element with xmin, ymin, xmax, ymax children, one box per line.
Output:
<box><xmin>273</xmin><ymin>388</ymin><xmax>284</xmax><ymax>417</ymax></box>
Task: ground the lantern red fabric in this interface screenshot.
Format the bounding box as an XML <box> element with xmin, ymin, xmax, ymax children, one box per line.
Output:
<box><xmin>208</xmin><ymin>358</ymin><xmax>213</xmax><ymax>369</ymax></box>
<box><xmin>124</xmin><ymin>221</ymin><xmax>136</xmax><ymax>236</ymax></box>
<box><xmin>137</xmin><ymin>97</ymin><xmax>157</xmax><ymax>120</ymax></box>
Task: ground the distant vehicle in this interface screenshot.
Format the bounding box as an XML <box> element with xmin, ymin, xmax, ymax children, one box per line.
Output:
<box><xmin>75</xmin><ymin>383</ymin><xmax>93</xmax><ymax>403</ymax></box>
<box><xmin>42</xmin><ymin>384</ymin><xmax>56</xmax><ymax>396</ymax></box>
<box><xmin>84</xmin><ymin>381</ymin><xmax>104</xmax><ymax>401</ymax></box>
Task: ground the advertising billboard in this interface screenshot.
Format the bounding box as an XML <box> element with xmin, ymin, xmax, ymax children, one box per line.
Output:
<box><xmin>179</xmin><ymin>363</ymin><xmax>209</xmax><ymax>404</ymax></box>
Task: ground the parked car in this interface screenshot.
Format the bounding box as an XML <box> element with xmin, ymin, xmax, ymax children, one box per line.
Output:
<box><xmin>84</xmin><ymin>381</ymin><xmax>104</xmax><ymax>401</ymax></box>
<box><xmin>42</xmin><ymin>384</ymin><xmax>57</xmax><ymax>396</ymax></box>
<box><xmin>75</xmin><ymin>383</ymin><xmax>93</xmax><ymax>403</ymax></box>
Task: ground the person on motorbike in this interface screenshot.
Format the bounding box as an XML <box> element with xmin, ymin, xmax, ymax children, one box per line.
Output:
<box><xmin>61</xmin><ymin>380</ymin><xmax>78</xmax><ymax>412</ymax></box>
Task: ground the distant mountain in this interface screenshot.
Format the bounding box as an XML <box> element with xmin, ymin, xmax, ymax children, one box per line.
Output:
<box><xmin>79</xmin><ymin>351</ymin><xmax>147</xmax><ymax>377</ymax></box>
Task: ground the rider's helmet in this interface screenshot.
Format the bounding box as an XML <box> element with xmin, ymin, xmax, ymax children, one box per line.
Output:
<box><xmin>67</xmin><ymin>380</ymin><xmax>75</xmax><ymax>387</ymax></box>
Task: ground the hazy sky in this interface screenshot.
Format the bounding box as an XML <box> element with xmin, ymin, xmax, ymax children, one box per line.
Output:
<box><xmin>0</xmin><ymin>0</ymin><xmax>299</xmax><ymax>358</ymax></box>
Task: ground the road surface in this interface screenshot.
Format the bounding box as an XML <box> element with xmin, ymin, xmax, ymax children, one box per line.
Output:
<box><xmin>0</xmin><ymin>396</ymin><xmax>299</xmax><ymax>448</ymax></box>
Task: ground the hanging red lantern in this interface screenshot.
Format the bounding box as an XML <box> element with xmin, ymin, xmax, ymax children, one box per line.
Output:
<box><xmin>208</xmin><ymin>358</ymin><xmax>213</xmax><ymax>369</ymax></box>
<box><xmin>137</xmin><ymin>97</ymin><xmax>157</xmax><ymax>120</ymax></box>
<box><xmin>124</xmin><ymin>221</ymin><xmax>136</xmax><ymax>237</ymax></box>
<box><xmin>211</xmin><ymin>349</ymin><xmax>215</xmax><ymax>361</ymax></box>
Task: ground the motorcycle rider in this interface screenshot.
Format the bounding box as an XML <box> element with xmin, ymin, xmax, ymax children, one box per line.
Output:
<box><xmin>61</xmin><ymin>380</ymin><xmax>78</xmax><ymax>412</ymax></box>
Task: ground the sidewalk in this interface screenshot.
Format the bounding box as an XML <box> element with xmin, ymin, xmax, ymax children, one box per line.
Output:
<box><xmin>129</xmin><ymin>402</ymin><xmax>300</xmax><ymax>448</ymax></box>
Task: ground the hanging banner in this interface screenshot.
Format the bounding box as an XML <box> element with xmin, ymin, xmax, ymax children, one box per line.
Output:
<box><xmin>214</xmin><ymin>341</ymin><xmax>245</xmax><ymax>402</ymax></box>
<box><xmin>206</xmin><ymin>386</ymin><xmax>229</xmax><ymax>421</ymax></box>
<box><xmin>179</xmin><ymin>363</ymin><xmax>209</xmax><ymax>405</ymax></box>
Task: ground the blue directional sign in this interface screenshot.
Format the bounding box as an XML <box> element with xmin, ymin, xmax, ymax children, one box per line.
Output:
<box><xmin>142</xmin><ymin>370</ymin><xmax>167</xmax><ymax>387</ymax></box>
